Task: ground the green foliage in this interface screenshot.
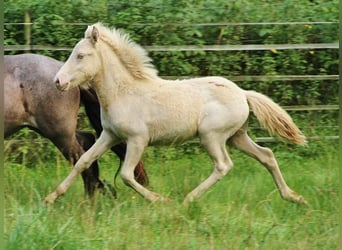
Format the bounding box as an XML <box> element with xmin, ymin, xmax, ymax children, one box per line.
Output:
<box><xmin>4</xmin><ymin>0</ymin><xmax>339</xmax><ymax>94</ymax></box>
<box><xmin>4</xmin><ymin>128</ymin><xmax>64</xmax><ymax>168</ymax></box>
<box><xmin>4</xmin><ymin>0</ymin><xmax>338</xmax><ymax>165</ymax></box>
<box><xmin>4</xmin><ymin>0</ymin><xmax>109</xmax><ymax>60</ymax></box>
<box><xmin>4</xmin><ymin>0</ymin><xmax>339</xmax><ymax>111</ymax></box>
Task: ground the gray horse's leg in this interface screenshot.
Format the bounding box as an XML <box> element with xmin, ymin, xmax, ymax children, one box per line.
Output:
<box><xmin>183</xmin><ymin>132</ymin><xmax>233</xmax><ymax>204</ymax></box>
<box><xmin>230</xmin><ymin>130</ymin><xmax>307</xmax><ymax>205</ymax></box>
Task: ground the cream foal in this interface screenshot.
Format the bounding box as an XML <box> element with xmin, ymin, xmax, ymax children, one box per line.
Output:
<box><xmin>45</xmin><ymin>23</ymin><xmax>307</xmax><ymax>205</ymax></box>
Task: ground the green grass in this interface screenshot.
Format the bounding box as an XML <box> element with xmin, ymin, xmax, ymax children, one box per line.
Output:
<box><xmin>4</xmin><ymin>140</ymin><xmax>338</xmax><ymax>250</ymax></box>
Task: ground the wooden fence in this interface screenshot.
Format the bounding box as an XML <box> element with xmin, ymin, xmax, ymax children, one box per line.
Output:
<box><xmin>4</xmin><ymin>21</ymin><xmax>339</xmax><ymax>142</ymax></box>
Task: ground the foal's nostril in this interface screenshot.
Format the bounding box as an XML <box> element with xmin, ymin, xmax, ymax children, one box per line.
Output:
<box><xmin>54</xmin><ymin>77</ymin><xmax>60</xmax><ymax>86</ymax></box>
<box><xmin>54</xmin><ymin>76</ymin><xmax>65</xmax><ymax>91</ymax></box>
<box><xmin>55</xmin><ymin>77</ymin><xmax>64</xmax><ymax>90</ymax></box>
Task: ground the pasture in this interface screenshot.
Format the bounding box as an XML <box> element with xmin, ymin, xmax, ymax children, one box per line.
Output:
<box><xmin>4</xmin><ymin>2</ymin><xmax>338</xmax><ymax>249</ymax></box>
<box><xmin>4</xmin><ymin>135</ymin><xmax>338</xmax><ymax>249</ymax></box>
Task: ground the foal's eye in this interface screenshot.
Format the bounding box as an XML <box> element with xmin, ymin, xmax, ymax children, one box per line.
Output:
<box><xmin>77</xmin><ymin>54</ymin><xmax>84</xmax><ymax>60</ymax></box>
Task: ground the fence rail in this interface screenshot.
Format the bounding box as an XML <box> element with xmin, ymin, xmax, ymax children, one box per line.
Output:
<box><xmin>280</xmin><ymin>105</ymin><xmax>338</xmax><ymax>111</ymax></box>
<box><xmin>164</xmin><ymin>75</ymin><xmax>339</xmax><ymax>82</ymax></box>
<box><xmin>4</xmin><ymin>21</ymin><xmax>339</xmax><ymax>143</ymax></box>
<box><xmin>255</xmin><ymin>135</ymin><xmax>339</xmax><ymax>143</ymax></box>
<box><xmin>4</xmin><ymin>43</ymin><xmax>339</xmax><ymax>52</ymax></box>
<box><xmin>4</xmin><ymin>135</ymin><xmax>339</xmax><ymax>146</ymax></box>
<box><xmin>4</xmin><ymin>21</ymin><xmax>339</xmax><ymax>26</ymax></box>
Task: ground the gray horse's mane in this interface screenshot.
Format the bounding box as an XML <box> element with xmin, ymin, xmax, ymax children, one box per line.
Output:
<box><xmin>87</xmin><ymin>23</ymin><xmax>158</xmax><ymax>80</ymax></box>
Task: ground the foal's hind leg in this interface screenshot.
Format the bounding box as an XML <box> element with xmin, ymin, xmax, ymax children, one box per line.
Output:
<box><xmin>183</xmin><ymin>133</ymin><xmax>233</xmax><ymax>205</ymax></box>
<box><xmin>230</xmin><ymin>130</ymin><xmax>307</xmax><ymax>205</ymax></box>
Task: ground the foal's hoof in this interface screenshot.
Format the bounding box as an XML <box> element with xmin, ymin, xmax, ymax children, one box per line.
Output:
<box><xmin>295</xmin><ymin>195</ymin><xmax>308</xmax><ymax>206</ymax></box>
<box><xmin>42</xmin><ymin>198</ymin><xmax>53</xmax><ymax>206</ymax></box>
<box><xmin>42</xmin><ymin>192</ymin><xmax>58</xmax><ymax>206</ymax></box>
<box><xmin>150</xmin><ymin>193</ymin><xmax>172</xmax><ymax>203</ymax></box>
<box><xmin>286</xmin><ymin>192</ymin><xmax>308</xmax><ymax>206</ymax></box>
<box><xmin>182</xmin><ymin>194</ymin><xmax>196</xmax><ymax>206</ymax></box>
<box><xmin>159</xmin><ymin>196</ymin><xmax>172</xmax><ymax>202</ymax></box>
<box><xmin>153</xmin><ymin>196</ymin><xmax>172</xmax><ymax>203</ymax></box>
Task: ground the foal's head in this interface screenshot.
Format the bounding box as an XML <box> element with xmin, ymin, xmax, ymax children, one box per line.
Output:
<box><xmin>55</xmin><ymin>23</ymin><xmax>158</xmax><ymax>92</ymax></box>
<box><xmin>55</xmin><ymin>25</ymin><xmax>101</xmax><ymax>91</ymax></box>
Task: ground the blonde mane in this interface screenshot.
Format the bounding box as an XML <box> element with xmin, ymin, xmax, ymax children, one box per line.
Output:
<box><xmin>85</xmin><ymin>23</ymin><xmax>158</xmax><ymax>80</ymax></box>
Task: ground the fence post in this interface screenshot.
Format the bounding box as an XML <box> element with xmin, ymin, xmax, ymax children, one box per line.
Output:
<box><xmin>24</xmin><ymin>10</ymin><xmax>31</xmax><ymax>52</ymax></box>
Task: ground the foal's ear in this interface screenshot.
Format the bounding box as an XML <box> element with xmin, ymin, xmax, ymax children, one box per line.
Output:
<box><xmin>90</xmin><ymin>26</ymin><xmax>99</xmax><ymax>44</ymax></box>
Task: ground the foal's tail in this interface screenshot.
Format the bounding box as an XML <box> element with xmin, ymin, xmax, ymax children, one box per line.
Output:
<box><xmin>245</xmin><ymin>91</ymin><xmax>307</xmax><ymax>145</ymax></box>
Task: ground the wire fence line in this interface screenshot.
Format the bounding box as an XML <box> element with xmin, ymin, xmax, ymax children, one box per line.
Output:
<box><xmin>146</xmin><ymin>43</ymin><xmax>339</xmax><ymax>51</ymax></box>
<box><xmin>4</xmin><ymin>43</ymin><xmax>339</xmax><ymax>52</ymax></box>
<box><xmin>4</xmin><ymin>21</ymin><xmax>338</xmax><ymax>26</ymax></box>
<box><xmin>164</xmin><ymin>75</ymin><xmax>339</xmax><ymax>82</ymax></box>
<box><xmin>4</xmin><ymin>22</ymin><xmax>339</xmax><ymax>141</ymax></box>
<box><xmin>255</xmin><ymin>135</ymin><xmax>339</xmax><ymax>143</ymax></box>
<box><xmin>4</xmin><ymin>134</ymin><xmax>339</xmax><ymax>147</ymax></box>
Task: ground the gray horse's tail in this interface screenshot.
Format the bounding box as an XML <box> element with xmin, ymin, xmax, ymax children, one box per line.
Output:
<box><xmin>245</xmin><ymin>90</ymin><xmax>307</xmax><ymax>145</ymax></box>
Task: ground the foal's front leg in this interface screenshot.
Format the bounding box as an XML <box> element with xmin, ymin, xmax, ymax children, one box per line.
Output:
<box><xmin>43</xmin><ymin>131</ymin><xmax>115</xmax><ymax>204</ymax></box>
<box><xmin>121</xmin><ymin>137</ymin><xmax>170</xmax><ymax>202</ymax></box>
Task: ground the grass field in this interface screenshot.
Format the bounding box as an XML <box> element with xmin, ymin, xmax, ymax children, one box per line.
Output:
<box><xmin>4</xmin><ymin>139</ymin><xmax>338</xmax><ymax>249</ymax></box>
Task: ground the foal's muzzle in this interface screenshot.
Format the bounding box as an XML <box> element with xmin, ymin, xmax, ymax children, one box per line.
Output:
<box><xmin>54</xmin><ymin>75</ymin><xmax>70</xmax><ymax>92</ymax></box>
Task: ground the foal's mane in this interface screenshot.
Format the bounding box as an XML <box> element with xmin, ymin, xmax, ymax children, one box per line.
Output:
<box><xmin>86</xmin><ymin>23</ymin><xmax>158</xmax><ymax>80</ymax></box>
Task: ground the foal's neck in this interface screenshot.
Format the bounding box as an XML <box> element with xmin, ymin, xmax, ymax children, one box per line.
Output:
<box><xmin>91</xmin><ymin>50</ymin><xmax>136</xmax><ymax>107</ymax></box>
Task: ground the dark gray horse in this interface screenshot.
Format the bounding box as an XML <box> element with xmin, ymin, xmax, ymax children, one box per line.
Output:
<box><xmin>4</xmin><ymin>53</ymin><xmax>148</xmax><ymax>196</ymax></box>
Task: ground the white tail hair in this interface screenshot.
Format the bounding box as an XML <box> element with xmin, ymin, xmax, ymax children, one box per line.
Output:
<box><xmin>245</xmin><ymin>90</ymin><xmax>307</xmax><ymax>145</ymax></box>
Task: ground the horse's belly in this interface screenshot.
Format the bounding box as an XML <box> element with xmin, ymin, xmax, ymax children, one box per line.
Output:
<box><xmin>148</xmin><ymin>119</ymin><xmax>198</xmax><ymax>146</ymax></box>
<box><xmin>149</xmin><ymin>130</ymin><xmax>196</xmax><ymax>146</ymax></box>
